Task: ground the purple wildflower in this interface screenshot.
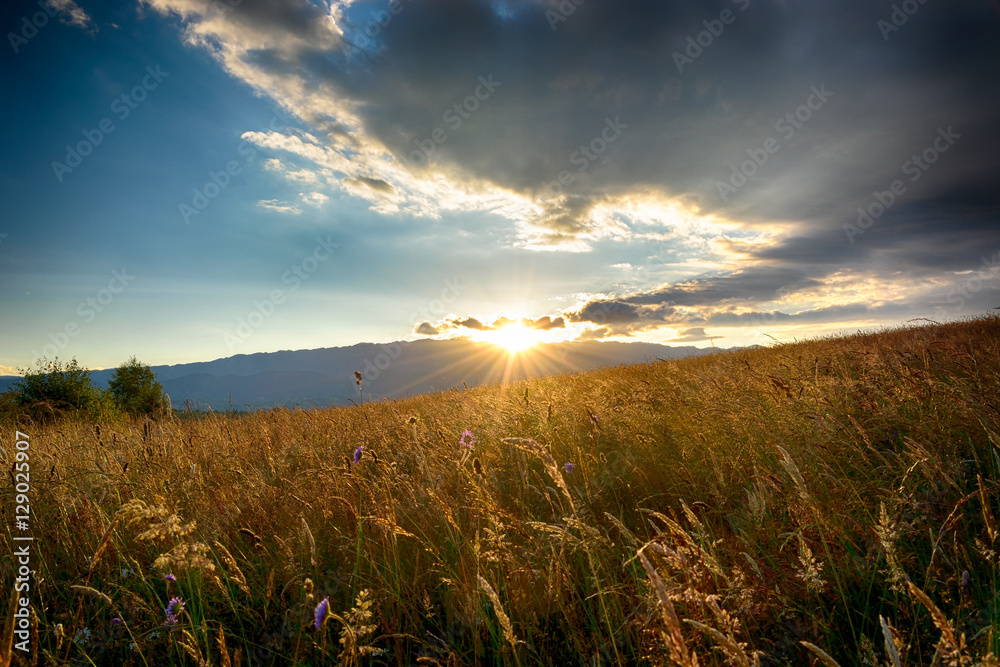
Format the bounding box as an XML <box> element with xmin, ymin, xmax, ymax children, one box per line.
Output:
<box><xmin>314</xmin><ymin>596</ymin><xmax>330</xmax><ymax>629</ymax></box>
<box><xmin>111</xmin><ymin>618</ymin><xmax>122</xmax><ymax>624</ymax></box>
<box><xmin>164</xmin><ymin>597</ymin><xmax>184</xmax><ymax>627</ymax></box>
<box><xmin>353</xmin><ymin>446</ymin><xmax>364</xmax><ymax>464</ymax></box>
<box><xmin>164</xmin><ymin>573</ymin><xmax>177</xmax><ymax>582</ymax></box>
<box><xmin>563</xmin><ymin>462</ymin><xmax>575</xmax><ymax>474</ymax></box>
<box><xmin>459</xmin><ymin>430</ymin><xmax>476</xmax><ymax>449</ymax></box>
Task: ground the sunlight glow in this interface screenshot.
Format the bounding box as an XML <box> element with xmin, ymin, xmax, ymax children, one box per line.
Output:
<box><xmin>482</xmin><ymin>323</ymin><xmax>540</xmax><ymax>354</ymax></box>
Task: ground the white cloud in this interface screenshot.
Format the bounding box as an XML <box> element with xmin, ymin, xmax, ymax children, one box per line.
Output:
<box><xmin>299</xmin><ymin>192</ymin><xmax>328</xmax><ymax>206</ymax></box>
<box><xmin>256</xmin><ymin>199</ymin><xmax>302</xmax><ymax>215</ymax></box>
<box><xmin>45</xmin><ymin>0</ymin><xmax>94</xmax><ymax>30</ymax></box>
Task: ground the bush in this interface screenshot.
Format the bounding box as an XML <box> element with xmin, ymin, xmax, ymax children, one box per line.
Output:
<box><xmin>10</xmin><ymin>357</ymin><xmax>102</xmax><ymax>419</ymax></box>
<box><xmin>108</xmin><ymin>357</ymin><xmax>165</xmax><ymax>416</ymax></box>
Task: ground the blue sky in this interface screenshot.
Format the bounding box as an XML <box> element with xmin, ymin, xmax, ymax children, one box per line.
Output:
<box><xmin>2</xmin><ymin>0</ymin><xmax>999</xmax><ymax>373</ymax></box>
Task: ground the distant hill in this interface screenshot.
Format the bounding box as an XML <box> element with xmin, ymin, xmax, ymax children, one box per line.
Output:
<box><xmin>0</xmin><ymin>338</ymin><xmax>712</xmax><ymax>410</ymax></box>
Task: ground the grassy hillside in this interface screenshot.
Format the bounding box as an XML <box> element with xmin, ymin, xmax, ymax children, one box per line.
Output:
<box><xmin>2</xmin><ymin>317</ymin><xmax>999</xmax><ymax>666</ymax></box>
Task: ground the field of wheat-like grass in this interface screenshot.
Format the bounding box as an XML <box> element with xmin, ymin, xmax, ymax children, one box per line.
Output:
<box><xmin>2</xmin><ymin>316</ymin><xmax>999</xmax><ymax>666</ymax></box>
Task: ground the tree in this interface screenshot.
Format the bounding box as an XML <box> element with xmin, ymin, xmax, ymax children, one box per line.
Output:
<box><xmin>108</xmin><ymin>357</ymin><xmax>164</xmax><ymax>416</ymax></box>
<box><xmin>12</xmin><ymin>357</ymin><xmax>99</xmax><ymax>415</ymax></box>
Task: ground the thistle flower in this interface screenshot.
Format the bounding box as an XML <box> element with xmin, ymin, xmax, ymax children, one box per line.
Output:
<box><xmin>314</xmin><ymin>596</ymin><xmax>329</xmax><ymax>629</ymax></box>
<box><xmin>353</xmin><ymin>445</ymin><xmax>364</xmax><ymax>464</ymax></box>
<box><xmin>459</xmin><ymin>430</ymin><xmax>476</xmax><ymax>449</ymax></box>
<box><xmin>164</xmin><ymin>573</ymin><xmax>177</xmax><ymax>582</ymax></box>
<box><xmin>164</xmin><ymin>597</ymin><xmax>184</xmax><ymax>627</ymax></box>
<box><xmin>564</xmin><ymin>462</ymin><xmax>575</xmax><ymax>474</ymax></box>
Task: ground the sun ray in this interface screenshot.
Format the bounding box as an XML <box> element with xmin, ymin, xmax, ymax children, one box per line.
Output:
<box><xmin>482</xmin><ymin>322</ymin><xmax>540</xmax><ymax>354</ymax></box>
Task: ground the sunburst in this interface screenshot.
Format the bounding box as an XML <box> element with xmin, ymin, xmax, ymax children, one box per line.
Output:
<box><xmin>483</xmin><ymin>322</ymin><xmax>540</xmax><ymax>354</ymax></box>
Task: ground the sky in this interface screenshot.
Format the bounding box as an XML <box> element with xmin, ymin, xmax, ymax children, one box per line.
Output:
<box><xmin>1</xmin><ymin>0</ymin><xmax>998</xmax><ymax>373</ymax></box>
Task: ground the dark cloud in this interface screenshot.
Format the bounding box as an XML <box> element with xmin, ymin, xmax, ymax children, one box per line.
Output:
<box><xmin>414</xmin><ymin>321</ymin><xmax>440</xmax><ymax>335</ymax></box>
<box><xmin>669</xmin><ymin>327</ymin><xmax>716</xmax><ymax>343</ymax></box>
<box><xmin>531</xmin><ymin>316</ymin><xmax>565</xmax><ymax>330</ymax></box>
<box><xmin>569</xmin><ymin>300</ymin><xmax>644</xmax><ymax>325</ymax></box>
<box><xmin>332</xmin><ymin>0</ymin><xmax>1000</xmax><ymax>248</ymax></box>
<box><xmin>160</xmin><ymin>0</ymin><xmax>1000</xmax><ymax>261</ymax></box>
<box><xmin>576</xmin><ymin>326</ymin><xmax>611</xmax><ymax>341</ymax></box>
<box><xmin>623</xmin><ymin>267</ymin><xmax>822</xmax><ymax>307</ymax></box>
<box><xmin>436</xmin><ymin>314</ymin><xmax>567</xmax><ymax>333</ymax></box>
<box><xmin>451</xmin><ymin>317</ymin><xmax>486</xmax><ymax>330</ymax></box>
<box><xmin>345</xmin><ymin>176</ymin><xmax>395</xmax><ymax>193</ymax></box>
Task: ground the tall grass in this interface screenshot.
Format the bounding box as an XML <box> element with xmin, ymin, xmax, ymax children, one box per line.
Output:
<box><xmin>2</xmin><ymin>315</ymin><xmax>999</xmax><ymax>665</ymax></box>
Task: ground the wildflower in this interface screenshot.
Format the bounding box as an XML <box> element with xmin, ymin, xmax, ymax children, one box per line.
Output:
<box><xmin>459</xmin><ymin>430</ymin><xmax>476</xmax><ymax>449</ymax></box>
<box><xmin>164</xmin><ymin>597</ymin><xmax>185</xmax><ymax>627</ymax></box>
<box><xmin>111</xmin><ymin>618</ymin><xmax>122</xmax><ymax>624</ymax></box>
<box><xmin>564</xmin><ymin>462</ymin><xmax>575</xmax><ymax>474</ymax></box>
<box><xmin>314</xmin><ymin>596</ymin><xmax>330</xmax><ymax>629</ymax></box>
<box><xmin>164</xmin><ymin>573</ymin><xmax>177</xmax><ymax>582</ymax></box>
<box><xmin>353</xmin><ymin>445</ymin><xmax>364</xmax><ymax>464</ymax></box>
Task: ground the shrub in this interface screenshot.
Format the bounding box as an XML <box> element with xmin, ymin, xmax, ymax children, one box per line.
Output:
<box><xmin>10</xmin><ymin>357</ymin><xmax>102</xmax><ymax>419</ymax></box>
<box><xmin>108</xmin><ymin>356</ymin><xmax>165</xmax><ymax>416</ymax></box>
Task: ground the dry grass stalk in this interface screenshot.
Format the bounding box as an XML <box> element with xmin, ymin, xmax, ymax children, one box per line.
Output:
<box><xmin>800</xmin><ymin>641</ymin><xmax>843</xmax><ymax>667</ymax></box>
<box><xmin>880</xmin><ymin>615</ymin><xmax>902</xmax><ymax>667</ymax></box>
<box><xmin>684</xmin><ymin>619</ymin><xmax>754</xmax><ymax>667</ymax></box>
<box><xmin>217</xmin><ymin>627</ymin><xmax>231</xmax><ymax>667</ymax></box>
<box><xmin>179</xmin><ymin>629</ymin><xmax>207</xmax><ymax>666</ymax></box>
<box><xmin>477</xmin><ymin>575</ymin><xmax>518</xmax><ymax>648</ymax></box>
<box><xmin>87</xmin><ymin>514</ymin><xmax>122</xmax><ymax>573</ymax></box>
<box><xmin>637</xmin><ymin>546</ymin><xmax>698</xmax><ymax>667</ymax></box>
<box><xmin>68</xmin><ymin>586</ymin><xmax>113</xmax><ymax>607</ymax></box>
<box><xmin>213</xmin><ymin>541</ymin><xmax>250</xmax><ymax>596</ymax></box>
<box><xmin>906</xmin><ymin>581</ymin><xmax>971</xmax><ymax>666</ymax></box>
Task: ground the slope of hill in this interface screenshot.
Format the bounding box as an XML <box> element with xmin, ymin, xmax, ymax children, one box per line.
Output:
<box><xmin>3</xmin><ymin>317</ymin><xmax>996</xmax><ymax>665</ymax></box>
<box><xmin>0</xmin><ymin>338</ymin><xmax>710</xmax><ymax>409</ymax></box>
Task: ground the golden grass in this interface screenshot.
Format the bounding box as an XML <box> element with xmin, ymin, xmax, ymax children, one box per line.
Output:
<box><xmin>2</xmin><ymin>315</ymin><xmax>1000</xmax><ymax>665</ymax></box>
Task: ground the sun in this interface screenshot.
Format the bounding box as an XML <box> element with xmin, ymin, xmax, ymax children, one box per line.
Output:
<box><xmin>485</xmin><ymin>323</ymin><xmax>539</xmax><ymax>354</ymax></box>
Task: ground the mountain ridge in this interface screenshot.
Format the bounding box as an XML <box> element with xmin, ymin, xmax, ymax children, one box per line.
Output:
<box><xmin>0</xmin><ymin>338</ymin><xmax>715</xmax><ymax>410</ymax></box>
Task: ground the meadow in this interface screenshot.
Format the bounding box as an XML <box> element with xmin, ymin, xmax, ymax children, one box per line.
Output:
<box><xmin>2</xmin><ymin>316</ymin><xmax>999</xmax><ymax>666</ymax></box>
